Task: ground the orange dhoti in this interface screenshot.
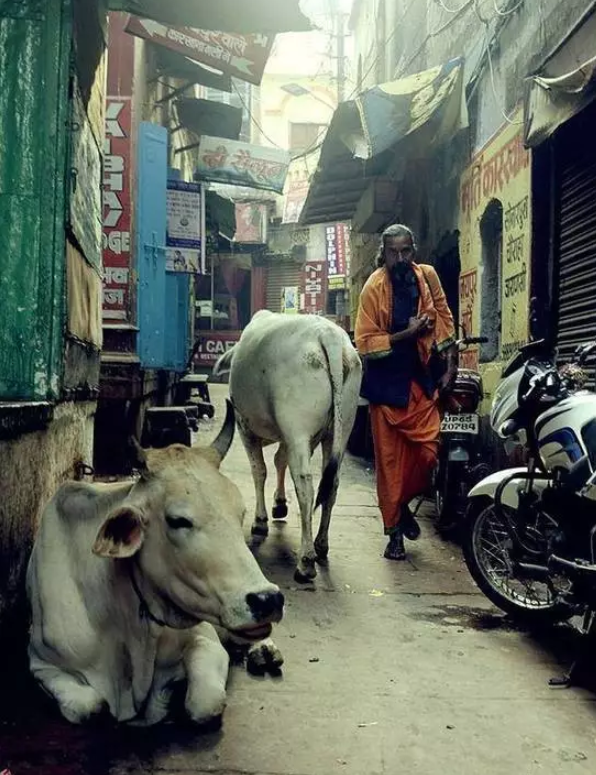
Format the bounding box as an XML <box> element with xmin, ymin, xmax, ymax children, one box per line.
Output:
<box><xmin>370</xmin><ymin>381</ymin><xmax>440</xmax><ymax>534</ymax></box>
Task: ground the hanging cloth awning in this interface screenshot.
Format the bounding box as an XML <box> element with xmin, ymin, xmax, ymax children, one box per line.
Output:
<box><xmin>524</xmin><ymin>5</ymin><xmax>596</xmax><ymax>147</ymax></box>
<box><xmin>108</xmin><ymin>0</ymin><xmax>311</xmax><ymax>34</ymax></box>
<box><xmin>524</xmin><ymin>57</ymin><xmax>596</xmax><ymax>148</ymax></box>
<box><xmin>175</xmin><ymin>98</ymin><xmax>242</xmax><ymax>141</ymax></box>
<box><xmin>300</xmin><ymin>58</ymin><xmax>468</xmax><ymax>226</ymax></box>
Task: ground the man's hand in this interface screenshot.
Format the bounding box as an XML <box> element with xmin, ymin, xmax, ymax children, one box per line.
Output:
<box><xmin>408</xmin><ymin>315</ymin><xmax>431</xmax><ymax>337</ymax></box>
<box><xmin>438</xmin><ymin>367</ymin><xmax>457</xmax><ymax>393</ymax></box>
<box><xmin>389</xmin><ymin>315</ymin><xmax>431</xmax><ymax>346</ymax></box>
<box><xmin>438</xmin><ymin>344</ymin><xmax>459</xmax><ymax>393</ymax></box>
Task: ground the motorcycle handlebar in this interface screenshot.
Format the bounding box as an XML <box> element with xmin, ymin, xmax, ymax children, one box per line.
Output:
<box><xmin>461</xmin><ymin>336</ymin><xmax>489</xmax><ymax>345</ymax></box>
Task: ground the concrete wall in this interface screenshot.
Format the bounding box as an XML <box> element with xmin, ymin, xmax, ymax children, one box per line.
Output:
<box><xmin>0</xmin><ymin>403</ymin><xmax>96</xmax><ymax>628</ymax></box>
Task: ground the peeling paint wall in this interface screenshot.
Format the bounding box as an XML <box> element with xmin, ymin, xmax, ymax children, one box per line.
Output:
<box><xmin>0</xmin><ymin>403</ymin><xmax>96</xmax><ymax>626</ymax></box>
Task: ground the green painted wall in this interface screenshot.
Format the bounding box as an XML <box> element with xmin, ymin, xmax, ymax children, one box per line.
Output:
<box><xmin>0</xmin><ymin>0</ymin><xmax>70</xmax><ymax>400</ymax></box>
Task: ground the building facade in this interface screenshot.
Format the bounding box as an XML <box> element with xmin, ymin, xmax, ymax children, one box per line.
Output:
<box><xmin>303</xmin><ymin>0</ymin><xmax>596</xmax><ymax>461</ymax></box>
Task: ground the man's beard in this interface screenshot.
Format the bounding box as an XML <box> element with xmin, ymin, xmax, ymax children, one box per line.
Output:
<box><xmin>390</xmin><ymin>261</ymin><xmax>413</xmax><ymax>282</ymax></box>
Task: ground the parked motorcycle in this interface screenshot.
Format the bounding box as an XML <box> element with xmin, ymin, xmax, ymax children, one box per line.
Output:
<box><xmin>432</xmin><ymin>333</ymin><xmax>490</xmax><ymax>534</ymax></box>
<box><xmin>462</xmin><ymin>337</ymin><xmax>596</xmax><ymax>683</ymax></box>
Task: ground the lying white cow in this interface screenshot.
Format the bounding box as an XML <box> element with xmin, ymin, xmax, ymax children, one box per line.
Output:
<box><xmin>27</xmin><ymin>402</ymin><xmax>284</xmax><ymax>726</ymax></box>
<box><xmin>214</xmin><ymin>312</ymin><xmax>362</xmax><ymax>582</ymax></box>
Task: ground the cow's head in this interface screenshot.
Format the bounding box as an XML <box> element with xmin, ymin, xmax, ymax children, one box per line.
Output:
<box><xmin>92</xmin><ymin>401</ymin><xmax>283</xmax><ymax>641</ymax></box>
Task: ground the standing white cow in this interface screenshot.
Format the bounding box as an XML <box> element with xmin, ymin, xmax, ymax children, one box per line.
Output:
<box><xmin>27</xmin><ymin>402</ymin><xmax>285</xmax><ymax>726</ymax></box>
<box><xmin>214</xmin><ymin>311</ymin><xmax>362</xmax><ymax>583</ymax></box>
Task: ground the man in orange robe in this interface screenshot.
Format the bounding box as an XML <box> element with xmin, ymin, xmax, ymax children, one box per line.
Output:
<box><xmin>355</xmin><ymin>224</ymin><xmax>456</xmax><ymax>560</ymax></box>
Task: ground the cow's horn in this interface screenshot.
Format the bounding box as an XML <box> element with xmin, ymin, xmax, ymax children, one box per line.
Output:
<box><xmin>209</xmin><ymin>399</ymin><xmax>236</xmax><ymax>465</ymax></box>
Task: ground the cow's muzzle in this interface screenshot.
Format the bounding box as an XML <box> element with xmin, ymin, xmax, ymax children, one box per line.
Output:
<box><xmin>246</xmin><ymin>590</ymin><xmax>285</xmax><ymax>622</ymax></box>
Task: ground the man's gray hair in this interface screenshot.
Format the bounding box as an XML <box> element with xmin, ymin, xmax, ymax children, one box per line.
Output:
<box><xmin>376</xmin><ymin>224</ymin><xmax>418</xmax><ymax>267</ymax></box>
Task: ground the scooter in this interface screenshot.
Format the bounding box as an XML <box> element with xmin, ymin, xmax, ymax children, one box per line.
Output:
<box><xmin>432</xmin><ymin>333</ymin><xmax>489</xmax><ymax>534</ymax></box>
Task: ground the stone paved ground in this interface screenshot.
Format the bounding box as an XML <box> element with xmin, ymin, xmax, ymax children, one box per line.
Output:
<box><xmin>1</xmin><ymin>383</ymin><xmax>595</xmax><ymax>775</ymax></box>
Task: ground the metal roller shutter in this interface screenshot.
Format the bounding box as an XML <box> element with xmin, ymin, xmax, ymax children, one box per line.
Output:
<box><xmin>556</xmin><ymin>105</ymin><xmax>596</xmax><ymax>364</ymax></box>
<box><xmin>265</xmin><ymin>259</ymin><xmax>304</xmax><ymax>312</ymax></box>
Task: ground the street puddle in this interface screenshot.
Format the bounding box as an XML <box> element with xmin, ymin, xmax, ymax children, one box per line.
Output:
<box><xmin>409</xmin><ymin>604</ymin><xmax>527</xmax><ymax>632</ymax></box>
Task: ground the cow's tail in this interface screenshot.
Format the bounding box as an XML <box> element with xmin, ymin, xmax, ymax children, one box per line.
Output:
<box><xmin>212</xmin><ymin>346</ymin><xmax>235</xmax><ymax>377</ymax></box>
<box><xmin>316</xmin><ymin>328</ymin><xmax>345</xmax><ymax>509</ymax></box>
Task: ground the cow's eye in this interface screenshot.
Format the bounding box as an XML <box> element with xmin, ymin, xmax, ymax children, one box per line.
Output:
<box><xmin>165</xmin><ymin>516</ymin><xmax>194</xmax><ymax>530</ymax></box>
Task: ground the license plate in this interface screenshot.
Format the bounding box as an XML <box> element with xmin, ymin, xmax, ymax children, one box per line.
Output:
<box><xmin>441</xmin><ymin>413</ymin><xmax>479</xmax><ymax>434</ymax></box>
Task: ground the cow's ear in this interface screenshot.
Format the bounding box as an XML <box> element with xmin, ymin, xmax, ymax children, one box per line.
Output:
<box><xmin>93</xmin><ymin>507</ymin><xmax>146</xmax><ymax>558</ymax></box>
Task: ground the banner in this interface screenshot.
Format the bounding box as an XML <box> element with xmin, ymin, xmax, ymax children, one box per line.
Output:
<box><xmin>283</xmin><ymin>166</ymin><xmax>310</xmax><ymax>224</ymax></box>
<box><xmin>353</xmin><ymin>58</ymin><xmax>466</xmax><ymax>159</ymax></box>
<box><xmin>166</xmin><ymin>180</ymin><xmax>202</xmax><ymax>273</ymax></box>
<box><xmin>235</xmin><ymin>202</ymin><xmax>268</xmax><ymax>243</ymax></box>
<box><xmin>125</xmin><ymin>17</ymin><xmax>273</xmax><ymax>85</ymax></box>
<box><xmin>102</xmin><ymin>98</ymin><xmax>132</xmax><ymax>322</ymax></box>
<box><xmin>195</xmin><ymin>136</ymin><xmax>290</xmax><ymax>194</ymax></box>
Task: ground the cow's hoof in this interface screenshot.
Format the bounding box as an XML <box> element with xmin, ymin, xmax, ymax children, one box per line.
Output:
<box><xmin>247</xmin><ymin>638</ymin><xmax>284</xmax><ymax>676</ymax></box>
<box><xmin>272</xmin><ymin>499</ymin><xmax>288</xmax><ymax>520</ymax></box>
<box><xmin>58</xmin><ymin>688</ymin><xmax>109</xmax><ymax>725</ymax></box>
<box><xmin>186</xmin><ymin>687</ymin><xmax>227</xmax><ymax>728</ymax></box>
<box><xmin>251</xmin><ymin>519</ymin><xmax>269</xmax><ymax>537</ymax></box>
<box><xmin>294</xmin><ymin>558</ymin><xmax>316</xmax><ymax>583</ymax></box>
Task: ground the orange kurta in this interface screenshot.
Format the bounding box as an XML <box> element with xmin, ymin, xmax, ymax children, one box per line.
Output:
<box><xmin>355</xmin><ymin>263</ymin><xmax>455</xmax><ymax>533</ymax></box>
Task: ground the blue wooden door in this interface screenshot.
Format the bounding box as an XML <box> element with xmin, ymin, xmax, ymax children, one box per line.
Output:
<box><xmin>137</xmin><ymin>122</ymin><xmax>167</xmax><ymax>368</ymax></box>
<box><xmin>164</xmin><ymin>274</ymin><xmax>190</xmax><ymax>370</ymax></box>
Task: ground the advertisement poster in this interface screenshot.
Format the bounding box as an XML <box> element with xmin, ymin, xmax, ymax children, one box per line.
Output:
<box><xmin>166</xmin><ymin>180</ymin><xmax>202</xmax><ymax>273</ymax></box>
<box><xmin>282</xmin><ymin>286</ymin><xmax>299</xmax><ymax>314</ymax></box>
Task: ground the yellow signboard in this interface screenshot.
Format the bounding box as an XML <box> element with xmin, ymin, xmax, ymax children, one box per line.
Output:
<box><xmin>458</xmin><ymin>113</ymin><xmax>531</xmax><ymax>370</ymax></box>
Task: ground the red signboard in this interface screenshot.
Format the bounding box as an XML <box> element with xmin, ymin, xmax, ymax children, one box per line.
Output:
<box><xmin>102</xmin><ymin>97</ymin><xmax>132</xmax><ymax>322</ymax></box>
<box><xmin>302</xmin><ymin>260</ymin><xmax>327</xmax><ymax>315</ymax></box>
<box><xmin>125</xmin><ymin>17</ymin><xmax>273</xmax><ymax>86</ymax></box>
<box><xmin>193</xmin><ymin>331</ymin><xmax>241</xmax><ymax>366</ymax></box>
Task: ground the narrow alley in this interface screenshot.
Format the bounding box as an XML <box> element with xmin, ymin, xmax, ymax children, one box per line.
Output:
<box><xmin>1</xmin><ymin>384</ymin><xmax>595</xmax><ymax>775</ymax></box>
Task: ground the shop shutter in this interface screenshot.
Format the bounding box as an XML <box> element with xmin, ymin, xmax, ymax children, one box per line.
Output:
<box><xmin>265</xmin><ymin>259</ymin><xmax>303</xmax><ymax>312</ymax></box>
<box><xmin>556</xmin><ymin>106</ymin><xmax>596</xmax><ymax>365</ymax></box>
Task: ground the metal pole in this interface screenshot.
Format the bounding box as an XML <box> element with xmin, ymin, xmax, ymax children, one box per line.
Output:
<box><xmin>336</xmin><ymin>12</ymin><xmax>346</xmax><ymax>103</ymax></box>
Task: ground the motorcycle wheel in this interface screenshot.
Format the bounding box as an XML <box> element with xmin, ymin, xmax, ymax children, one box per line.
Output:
<box><xmin>462</xmin><ymin>500</ymin><xmax>571</xmax><ymax>626</ymax></box>
<box><xmin>435</xmin><ymin>462</ymin><xmax>465</xmax><ymax>536</ymax></box>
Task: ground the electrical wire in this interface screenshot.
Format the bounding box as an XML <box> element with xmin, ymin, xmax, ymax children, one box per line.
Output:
<box><xmin>474</xmin><ymin>0</ymin><xmax>524</xmax><ymax>125</ymax></box>
<box><xmin>436</xmin><ymin>0</ymin><xmax>471</xmax><ymax>12</ymax></box>
<box><xmin>485</xmin><ymin>32</ymin><xmax>524</xmax><ymax>124</ymax></box>
<box><xmin>400</xmin><ymin>0</ymin><xmax>474</xmax><ymax>76</ymax></box>
<box><xmin>231</xmin><ymin>81</ymin><xmax>286</xmax><ymax>151</ymax></box>
<box><xmin>492</xmin><ymin>0</ymin><xmax>525</xmax><ymax>16</ymax></box>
